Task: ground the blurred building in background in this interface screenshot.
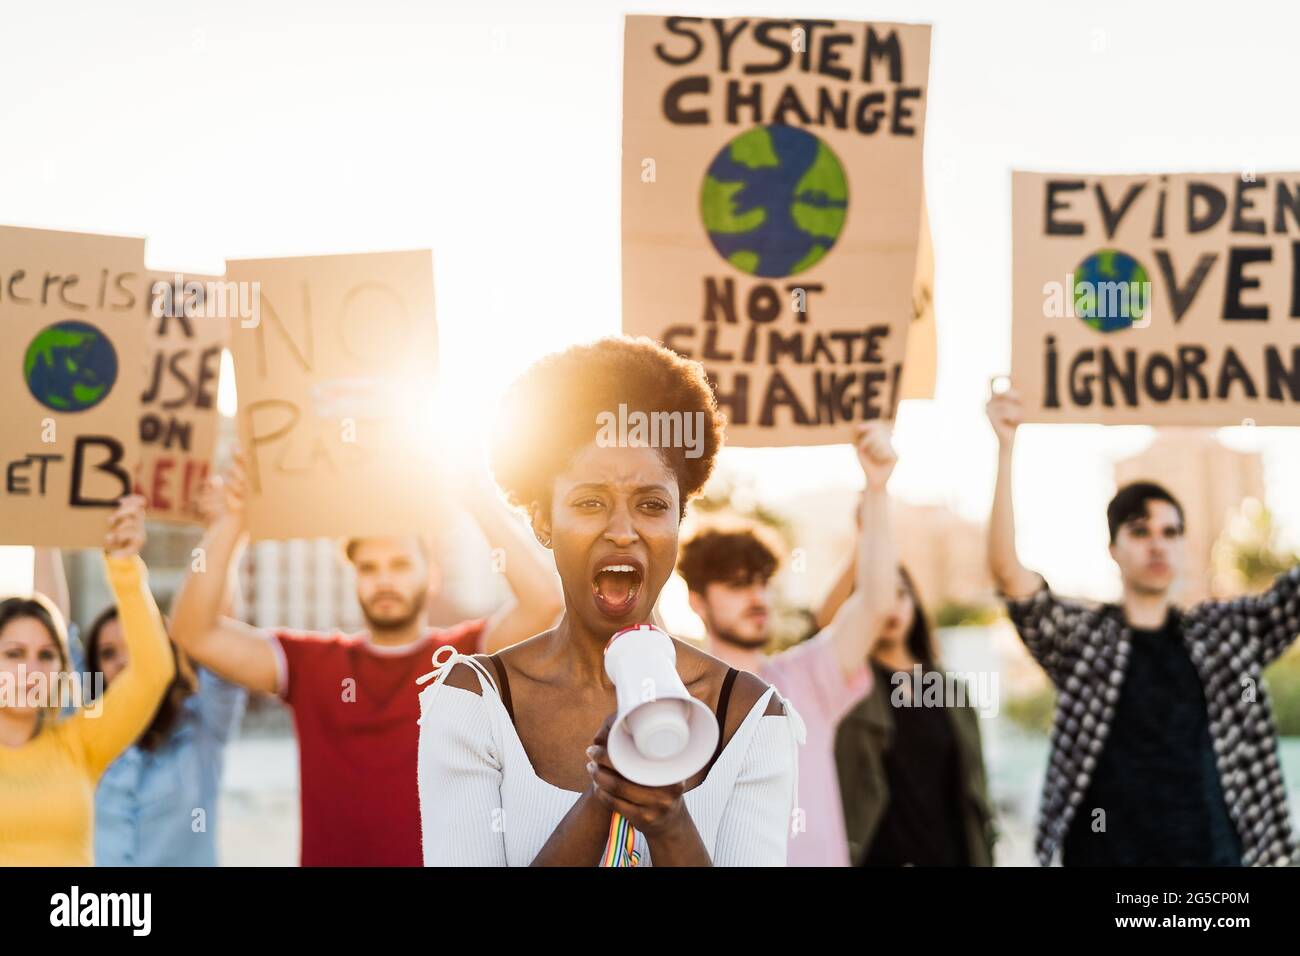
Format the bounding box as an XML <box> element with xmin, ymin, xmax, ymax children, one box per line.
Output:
<box><xmin>892</xmin><ymin>500</ymin><xmax>993</xmax><ymax>615</ymax></box>
<box><xmin>1114</xmin><ymin>430</ymin><xmax>1265</xmax><ymax>603</ymax></box>
<box><xmin>776</xmin><ymin>486</ymin><xmax>994</xmax><ymax>619</ymax></box>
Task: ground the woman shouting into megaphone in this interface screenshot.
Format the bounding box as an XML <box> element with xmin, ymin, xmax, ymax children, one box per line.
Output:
<box><xmin>416</xmin><ymin>337</ymin><xmax>801</xmax><ymax>866</ymax></box>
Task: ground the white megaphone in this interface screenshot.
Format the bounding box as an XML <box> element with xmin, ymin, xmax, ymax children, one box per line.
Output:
<box><xmin>603</xmin><ymin>624</ymin><xmax>719</xmax><ymax>786</ymax></box>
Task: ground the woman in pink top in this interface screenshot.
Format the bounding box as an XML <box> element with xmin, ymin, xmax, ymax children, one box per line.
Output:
<box><xmin>677</xmin><ymin>423</ymin><xmax>899</xmax><ymax>866</ymax></box>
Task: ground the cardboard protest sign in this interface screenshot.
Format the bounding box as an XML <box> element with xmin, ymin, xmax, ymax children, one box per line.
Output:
<box><xmin>1013</xmin><ymin>171</ymin><xmax>1300</xmax><ymax>425</ymax></box>
<box><xmin>225</xmin><ymin>251</ymin><xmax>441</xmax><ymax>541</ymax></box>
<box><xmin>0</xmin><ymin>225</ymin><xmax>148</xmax><ymax>546</ymax></box>
<box><xmin>622</xmin><ymin>15</ymin><xmax>931</xmax><ymax>446</ymax></box>
<box><xmin>900</xmin><ymin>196</ymin><xmax>936</xmax><ymax>401</ymax></box>
<box><xmin>135</xmin><ymin>272</ymin><xmax>229</xmax><ymax>523</ymax></box>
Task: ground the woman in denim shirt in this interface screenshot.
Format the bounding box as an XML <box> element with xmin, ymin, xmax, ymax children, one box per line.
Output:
<box><xmin>86</xmin><ymin>605</ymin><xmax>246</xmax><ymax>866</ymax></box>
<box><xmin>36</xmin><ymin>517</ymin><xmax>246</xmax><ymax>867</ymax></box>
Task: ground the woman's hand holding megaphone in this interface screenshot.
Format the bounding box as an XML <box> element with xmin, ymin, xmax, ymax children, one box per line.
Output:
<box><xmin>586</xmin><ymin>714</ymin><xmax>696</xmax><ymax>841</ymax></box>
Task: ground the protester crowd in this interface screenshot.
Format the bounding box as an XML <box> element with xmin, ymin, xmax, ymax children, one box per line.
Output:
<box><xmin>2</xmin><ymin>331</ymin><xmax>1296</xmax><ymax>868</ymax></box>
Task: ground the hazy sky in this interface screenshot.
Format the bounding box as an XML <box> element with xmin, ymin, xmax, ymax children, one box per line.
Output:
<box><xmin>1</xmin><ymin>0</ymin><xmax>1297</xmax><ymax>598</ymax></box>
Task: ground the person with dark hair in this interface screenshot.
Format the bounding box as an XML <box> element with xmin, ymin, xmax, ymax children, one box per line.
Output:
<box><xmin>417</xmin><ymin>336</ymin><xmax>801</xmax><ymax>866</ymax></box>
<box><xmin>833</xmin><ymin>567</ymin><xmax>997</xmax><ymax>866</ymax></box>
<box><xmin>166</xmin><ymin>448</ymin><xmax>562</xmax><ymax>867</ymax></box>
<box><xmin>86</xmin><ymin>493</ymin><xmax>248</xmax><ymax>866</ymax></box>
<box><xmin>32</xmin><ymin>488</ymin><xmax>247</xmax><ymax>866</ymax></box>
<box><xmin>85</xmin><ymin>605</ymin><xmax>245</xmax><ymax>866</ymax></box>
<box><xmin>0</xmin><ymin>496</ymin><xmax>174</xmax><ymax>866</ymax></box>
<box><xmin>1106</xmin><ymin>480</ymin><xmax>1183</xmax><ymax>545</ymax></box>
<box><xmin>675</xmin><ymin>421</ymin><xmax>899</xmax><ymax>866</ymax></box>
<box><xmin>987</xmin><ymin>385</ymin><xmax>1300</xmax><ymax>866</ymax></box>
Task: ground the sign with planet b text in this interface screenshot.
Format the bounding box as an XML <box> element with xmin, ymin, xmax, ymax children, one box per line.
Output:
<box><xmin>622</xmin><ymin>15</ymin><xmax>932</xmax><ymax>446</ymax></box>
<box><xmin>0</xmin><ymin>225</ymin><xmax>149</xmax><ymax>546</ymax></box>
<box><xmin>1013</xmin><ymin>171</ymin><xmax>1300</xmax><ymax>425</ymax></box>
<box><xmin>226</xmin><ymin>251</ymin><xmax>442</xmax><ymax>541</ymax></box>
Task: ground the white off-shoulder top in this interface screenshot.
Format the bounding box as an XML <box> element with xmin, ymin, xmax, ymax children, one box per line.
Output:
<box><xmin>416</xmin><ymin>647</ymin><xmax>805</xmax><ymax>866</ymax></box>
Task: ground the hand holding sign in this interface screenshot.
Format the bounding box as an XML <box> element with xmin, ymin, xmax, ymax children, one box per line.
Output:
<box><xmin>104</xmin><ymin>495</ymin><xmax>147</xmax><ymax>558</ymax></box>
<box><xmin>986</xmin><ymin>385</ymin><xmax>1024</xmax><ymax>449</ymax></box>
<box><xmin>854</xmin><ymin>422</ymin><xmax>897</xmax><ymax>490</ymax></box>
<box><xmin>207</xmin><ymin>448</ymin><xmax>249</xmax><ymax>532</ymax></box>
<box><xmin>195</xmin><ymin>478</ymin><xmax>223</xmax><ymax>528</ymax></box>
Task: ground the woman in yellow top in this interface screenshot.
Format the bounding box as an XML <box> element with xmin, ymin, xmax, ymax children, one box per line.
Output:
<box><xmin>0</xmin><ymin>495</ymin><xmax>174</xmax><ymax>866</ymax></box>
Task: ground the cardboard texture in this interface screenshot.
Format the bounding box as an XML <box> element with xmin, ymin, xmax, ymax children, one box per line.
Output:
<box><xmin>901</xmin><ymin>195</ymin><xmax>936</xmax><ymax>401</ymax></box>
<box><xmin>226</xmin><ymin>251</ymin><xmax>441</xmax><ymax>540</ymax></box>
<box><xmin>622</xmin><ymin>15</ymin><xmax>932</xmax><ymax>446</ymax></box>
<box><xmin>135</xmin><ymin>271</ymin><xmax>228</xmax><ymax>524</ymax></box>
<box><xmin>0</xmin><ymin>225</ymin><xmax>149</xmax><ymax>546</ymax></box>
<box><xmin>1013</xmin><ymin>171</ymin><xmax>1300</xmax><ymax>425</ymax></box>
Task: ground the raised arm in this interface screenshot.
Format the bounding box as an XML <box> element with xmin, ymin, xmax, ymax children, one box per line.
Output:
<box><xmin>169</xmin><ymin>451</ymin><xmax>279</xmax><ymax>695</ymax></box>
<box><xmin>68</xmin><ymin>497</ymin><xmax>175</xmax><ymax>777</ymax></box>
<box><xmin>1219</xmin><ymin>565</ymin><xmax>1300</xmax><ymax>669</ymax></box>
<box><xmin>824</xmin><ymin>422</ymin><xmax>898</xmax><ymax>679</ymax></box>
<box><xmin>460</xmin><ymin>479</ymin><xmax>564</xmax><ymax>654</ymax></box>
<box><xmin>814</xmin><ymin>546</ymin><xmax>855</xmax><ymax>632</ymax></box>
<box><xmin>986</xmin><ymin>385</ymin><xmax>1041</xmax><ymax>600</ymax></box>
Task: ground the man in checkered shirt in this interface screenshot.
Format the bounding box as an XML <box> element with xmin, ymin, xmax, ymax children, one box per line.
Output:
<box><xmin>986</xmin><ymin>386</ymin><xmax>1298</xmax><ymax>867</ymax></box>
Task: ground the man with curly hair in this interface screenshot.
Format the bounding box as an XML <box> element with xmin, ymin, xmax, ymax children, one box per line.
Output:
<box><xmin>677</xmin><ymin>422</ymin><xmax>899</xmax><ymax>866</ymax></box>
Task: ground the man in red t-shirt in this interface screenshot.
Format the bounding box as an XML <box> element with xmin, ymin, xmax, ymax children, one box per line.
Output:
<box><xmin>169</xmin><ymin>455</ymin><xmax>563</xmax><ymax>866</ymax></box>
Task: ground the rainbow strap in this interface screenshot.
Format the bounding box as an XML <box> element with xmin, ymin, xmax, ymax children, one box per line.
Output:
<box><xmin>600</xmin><ymin>811</ymin><xmax>642</xmax><ymax>867</ymax></box>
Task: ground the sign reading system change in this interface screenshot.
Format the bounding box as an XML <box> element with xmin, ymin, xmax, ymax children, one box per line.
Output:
<box><xmin>622</xmin><ymin>16</ymin><xmax>932</xmax><ymax>446</ymax></box>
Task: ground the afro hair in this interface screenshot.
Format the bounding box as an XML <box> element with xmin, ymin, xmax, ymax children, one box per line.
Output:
<box><xmin>491</xmin><ymin>336</ymin><xmax>724</xmax><ymax>516</ymax></box>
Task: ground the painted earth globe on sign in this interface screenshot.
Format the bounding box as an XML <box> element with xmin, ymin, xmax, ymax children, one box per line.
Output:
<box><xmin>700</xmin><ymin>124</ymin><xmax>848</xmax><ymax>279</ymax></box>
<box><xmin>23</xmin><ymin>320</ymin><xmax>119</xmax><ymax>412</ymax></box>
<box><xmin>1073</xmin><ymin>249</ymin><xmax>1151</xmax><ymax>332</ymax></box>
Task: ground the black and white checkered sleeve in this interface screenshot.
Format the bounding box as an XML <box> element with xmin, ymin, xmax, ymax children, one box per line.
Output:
<box><xmin>1230</xmin><ymin>565</ymin><xmax>1300</xmax><ymax>669</ymax></box>
<box><xmin>1003</xmin><ymin>576</ymin><xmax>1090</xmax><ymax>686</ymax></box>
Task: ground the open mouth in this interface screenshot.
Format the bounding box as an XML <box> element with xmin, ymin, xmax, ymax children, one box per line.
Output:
<box><xmin>591</xmin><ymin>560</ymin><xmax>644</xmax><ymax>618</ymax></box>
